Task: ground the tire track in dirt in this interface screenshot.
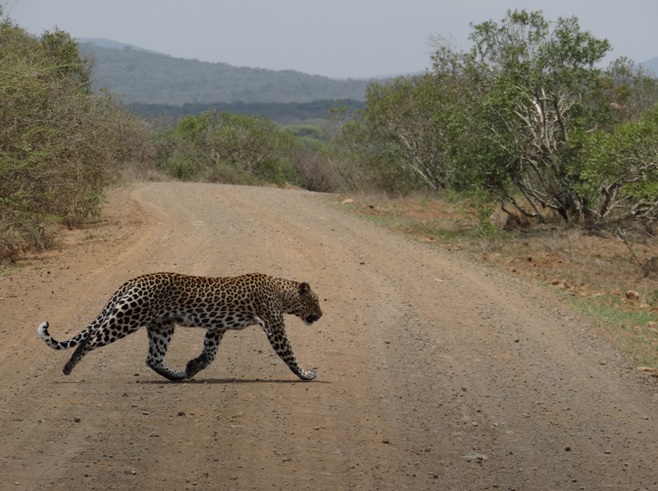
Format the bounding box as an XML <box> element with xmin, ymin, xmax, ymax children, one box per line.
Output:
<box><xmin>1</xmin><ymin>182</ymin><xmax>657</xmax><ymax>490</ymax></box>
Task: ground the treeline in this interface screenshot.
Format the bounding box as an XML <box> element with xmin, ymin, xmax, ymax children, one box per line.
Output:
<box><xmin>153</xmin><ymin>111</ymin><xmax>338</xmax><ymax>192</ymax></box>
<box><xmin>336</xmin><ymin>10</ymin><xmax>658</xmax><ymax>227</ymax></box>
<box><xmin>3</xmin><ymin>9</ymin><xmax>658</xmax><ymax>261</ymax></box>
<box><xmin>128</xmin><ymin>99</ymin><xmax>363</xmax><ymax>125</ymax></box>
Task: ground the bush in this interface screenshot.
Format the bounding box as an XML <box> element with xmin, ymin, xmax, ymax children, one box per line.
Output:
<box><xmin>0</xmin><ymin>18</ymin><xmax>150</xmax><ymax>259</ymax></box>
<box><xmin>334</xmin><ymin>10</ymin><xmax>658</xmax><ymax>228</ymax></box>
<box><xmin>576</xmin><ymin>105</ymin><xmax>658</xmax><ymax>224</ymax></box>
<box><xmin>156</xmin><ymin>110</ymin><xmax>308</xmax><ymax>187</ymax></box>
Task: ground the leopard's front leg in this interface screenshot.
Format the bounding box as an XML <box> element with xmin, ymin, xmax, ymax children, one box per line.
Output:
<box><xmin>266</xmin><ymin>329</ymin><xmax>316</xmax><ymax>381</ymax></box>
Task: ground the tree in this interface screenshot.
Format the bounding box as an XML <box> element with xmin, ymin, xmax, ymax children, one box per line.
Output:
<box><xmin>598</xmin><ymin>57</ymin><xmax>658</xmax><ymax>127</ymax></box>
<box><xmin>434</xmin><ymin>9</ymin><xmax>611</xmax><ymax>223</ymax></box>
<box><xmin>336</xmin><ymin>9</ymin><xmax>658</xmax><ymax>227</ymax></box>
<box><xmin>576</xmin><ymin>105</ymin><xmax>658</xmax><ymax>223</ymax></box>
<box><xmin>40</xmin><ymin>28</ymin><xmax>92</xmax><ymax>90</ymax></box>
<box><xmin>335</xmin><ymin>74</ymin><xmax>457</xmax><ymax>194</ymax></box>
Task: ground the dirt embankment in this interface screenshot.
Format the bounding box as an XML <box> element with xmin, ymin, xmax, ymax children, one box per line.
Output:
<box><xmin>1</xmin><ymin>182</ymin><xmax>657</xmax><ymax>490</ymax></box>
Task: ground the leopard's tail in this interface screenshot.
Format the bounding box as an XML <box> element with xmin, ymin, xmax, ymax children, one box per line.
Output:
<box><xmin>37</xmin><ymin>321</ymin><xmax>92</xmax><ymax>350</ymax></box>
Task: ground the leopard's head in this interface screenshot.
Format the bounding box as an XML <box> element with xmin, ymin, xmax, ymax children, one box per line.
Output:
<box><xmin>287</xmin><ymin>282</ymin><xmax>323</xmax><ymax>325</ymax></box>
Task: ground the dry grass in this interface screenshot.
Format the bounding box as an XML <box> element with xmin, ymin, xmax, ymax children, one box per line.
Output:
<box><xmin>338</xmin><ymin>192</ymin><xmax>658</xmax><ymax>369</ymax></box>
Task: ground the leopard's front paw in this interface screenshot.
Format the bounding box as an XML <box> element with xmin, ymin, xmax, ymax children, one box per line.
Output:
<box><xmin>298</xmin><ymin>368</ymin><xmax>317</xmax><ymax>381</ymax></box>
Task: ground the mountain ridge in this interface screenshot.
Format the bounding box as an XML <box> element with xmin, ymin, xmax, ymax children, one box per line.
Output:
<box><xmin>77</xmin><ymin>37</ymin><xmax>159</xmax><ymax>53</ymax></box>
<box><xmin>641</xmin><ymin>56</ymin><xmax>658</xmax><ymax>76</ymax></box>
<box><xmin>78</xmin><ymin>39</ymin><xmax>371</xmax><ymax>105</ymax></box>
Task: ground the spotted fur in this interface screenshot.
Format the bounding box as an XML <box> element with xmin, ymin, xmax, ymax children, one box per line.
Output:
<box><xmin>37</xmin><ymin>273</ymin><xmax>322</xmax><ymax>381</ymax></box>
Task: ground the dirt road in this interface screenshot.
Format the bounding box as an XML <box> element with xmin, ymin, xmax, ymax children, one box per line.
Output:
<box><xmin>1</xmin><ymin>182</ymin><xmax>657</xmax><ymax>490</ymax></box>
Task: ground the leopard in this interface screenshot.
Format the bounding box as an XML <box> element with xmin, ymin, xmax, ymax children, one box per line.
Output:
<box><xmin>37</xmin><ymin>272</ymin><xmax>322</xmax><ymax>381</ymax></box>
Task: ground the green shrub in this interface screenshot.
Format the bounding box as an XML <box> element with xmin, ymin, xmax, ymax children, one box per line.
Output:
<box><xmin>155</xmin><ymin>110</ymin><xmax>303</xmax><ymax>186</ymax></box>
<box><xmin>0</xmin><ymin>17</ymin><xmax>150</xmax><ymax>259</ymax></box>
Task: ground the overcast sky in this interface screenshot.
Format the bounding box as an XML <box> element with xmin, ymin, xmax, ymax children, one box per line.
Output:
<box><xmin>5</xmin><ymin>0</ymin><xmax>658</xmax><ymax>79</ymax></box>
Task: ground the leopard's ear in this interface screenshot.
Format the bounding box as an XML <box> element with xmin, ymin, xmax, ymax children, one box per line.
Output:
<box><xmin>299</xmin><ymin>282</ymin><xmax>311</xmax><ymax>295</ymax></box>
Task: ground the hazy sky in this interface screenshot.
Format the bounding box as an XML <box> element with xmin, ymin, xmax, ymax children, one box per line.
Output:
<box><xmin>5</xmin><ymin>0</ymin><xmax>658</xmax><ymax>79</ymax></box>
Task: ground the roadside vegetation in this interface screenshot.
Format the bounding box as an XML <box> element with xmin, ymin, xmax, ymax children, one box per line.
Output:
<box><xmin>0</xmin><ymin>16</ymin><xmax>151</xmax><ymax>258</ymax></box>
<box><xmin>152</xmin><ymin>110</ymin><xmax>338</xmax><ymax>191</ymax></box>
<box><xmin>338</xmin><ymin>10</ymin><xmax>658</xmax><ymax>227</ymax></box>
<box><xmin>1</xmin><ymin>10</ymin><xmax>656</xmax><ymax>366</ymax></box>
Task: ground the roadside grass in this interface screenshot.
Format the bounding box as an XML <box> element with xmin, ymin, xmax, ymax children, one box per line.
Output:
<box><xmin>570</xmin><ymin>295</ymin><xmax>658</xmax><ymax>369</ymax></box>
<box><xmin>337</xmin><ymin>193</ymin><xmax>658</xmax><ymax>371</ymax></box>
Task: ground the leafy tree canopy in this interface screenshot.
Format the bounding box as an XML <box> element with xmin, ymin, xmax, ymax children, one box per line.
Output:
<box><xmin>338</xmin><ymin>9</ymin><xmax>658</xmax><ymax>227</ymax></box>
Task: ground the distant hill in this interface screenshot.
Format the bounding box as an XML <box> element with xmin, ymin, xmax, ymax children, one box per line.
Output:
<box><xmin>78</xmin><ymin>40</ymin><xmax>371</xmax><ymax>105</ymax></box>
<box><xmin>641</xmin><ymin>57</ymin><xmax>658</xmax><ymax>76</ymax></box>
<box><xmin>77</xmin><ymin>38</ymin><xmax>158</xmax><ymax>53</ymax></box>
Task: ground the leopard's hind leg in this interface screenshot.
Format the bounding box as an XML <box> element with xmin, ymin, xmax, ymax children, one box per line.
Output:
<box><xmin>63</xmin><ymin>331</ymin><xmax>93</xmax><ymax>375</ymax></box>
<box><xmin>185</xmin><ymin>329</ymin><xmax>226</xmax><ymax>379</ymax></box>
<box><xmin>145</xmin><ymin>321</ymin><xmax>186</xmax><ymax>381</ymax></box>
<box><xmin>63</xmin><ymin>302</ymin><xmax>144</xmax><ymax>375</ymax></box>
